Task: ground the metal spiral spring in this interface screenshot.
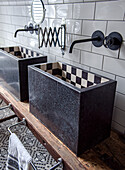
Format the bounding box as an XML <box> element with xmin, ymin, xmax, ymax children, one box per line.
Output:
<box><xmin>38</xmin><ymin>24</ymin><xmax>65</xmax><ymax>50</ymax></box>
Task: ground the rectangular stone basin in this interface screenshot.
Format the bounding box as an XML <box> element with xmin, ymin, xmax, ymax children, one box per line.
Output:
<box><xmin>0</xmin><ymin>46</ymin><xmax>47</xmax><ymax>101</ymax></box>
<box><xmin>28</xmin><ymin>61</ymin><xmax>116</xmax><ymax>156</ymax></box>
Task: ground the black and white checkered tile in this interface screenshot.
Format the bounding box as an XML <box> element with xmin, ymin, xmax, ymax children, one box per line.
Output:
<box><xmin>0</xmin><ymin>46</ymin><xmax>41</xmax><ymax>58</ymax></box>
<box><xmin>39</xmin><ymin>62</ymin><xmax>109</xmax><ymax>89</ymax></box>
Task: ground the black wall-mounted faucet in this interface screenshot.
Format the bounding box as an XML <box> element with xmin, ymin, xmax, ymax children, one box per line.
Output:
<box><xmin>69</xmin><ymin>30</ymin><xmax>123</xmax><ymax>53</ymax></box>
<box><xmin>14</xmin><ymin>24</ymin><xmax>39</xmax><ymax>37</ymax></box>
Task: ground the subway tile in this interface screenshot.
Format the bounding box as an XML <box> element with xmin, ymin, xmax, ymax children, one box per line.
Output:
<box><xmin>92</xmin><ymin>45</ymin><xmax>119</xmax><ymax>58</ymax></box>
<box><xmin>103</xmin><ymin>57</ymin><xmax>125</xmax><ymax>77</ymax></box>
<box><xmin>73</xmin><ymin>3</ymin><xmax>95</xmax><ymax>19</ymax></box>
<box><xmin>11</xmin><ymin>16</ymin><xmax>27</xmax><ymax>26</ymax></box>
<box><xmin>112</xmin><ymin>107</ymin><xmax>125</xmax><ymax>127</ymax></box>
<box><xmin>48</xmin><ymin>0</ymin><xmax>63</xmax><ymax>4</ymax></box>
<box><xmin>70</xmin><ymin>61</ymin><xmax>89</xmax><ymax>71</ymax></box>
<box><xmin>95</xmin><ymin>1</ymin><xmax>125</xmax><ymax>20</ymax></box>
<box><xmin>112</xmin><ymin>121</ymin><xmax>125</xmax><ymax>134</ymax></box>
<box><xmin>107</xmin><ymin>21</ymin><xmax>125</xmax><ymax>41</ymax></box>
<box><xmin>0</xmin><ymin>15</ymin><xmax>11</xmax><ymax>24</ymax></box>
<box><xmin>116</xmin><ymin>76</ymin><xmax>125</xmax><ymax>95</ymax></box>
<box><xmin>66</xmin><ymin>19</ymin><xmax>82</xmax><ymax>35</ymax></box>
<box><xmin>66</xmin><ymin>34</ymin><xmax>72</xmax><ymax>47</ymax></box>
<box><xmin>55</xmin><ymin>4</ymin><xmax>72</xmax><ymax>19</ymax></box>
<box><xmin>116</xmin><ymin>92</ymin><xmax>125</xmax><ymax>111</ymax></box>
<box><xmin>90</xmin><ymin>68</ymin><xmax>115</xmax><ymax>80</ymax></box>
<box><xmin>119</xmin><ymin>42</ymin><xmax>125</xmax><ymax>60</ymax></box>
<box><xmin>64</xmin><ymin>0</ymin><xmax>83</xmax><ymax>3</ymax></box>
<box><xmin>63</xmin><ymin>47</ymin><xmax>80</xmax><ymax>63</ymax></box>
<box><xmin>81</xmin><ymin>51</ymin><xmax>103</xmax><ymax>69</ymax></box>
<box><xmin>82</xmin><ymin>20</ymin><xmax>107</xmax><ymax>37</ymax></box>
<box><xmin>46</xmin><ymin>5</ymin><xmax>56</xmax><ymax>18</ymax></box>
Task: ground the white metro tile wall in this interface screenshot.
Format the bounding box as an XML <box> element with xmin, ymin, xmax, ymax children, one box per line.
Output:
<box><xmin>0</xmin><ymin>0</ymin><xmax>125</xmax><ymax>134</ymax></box>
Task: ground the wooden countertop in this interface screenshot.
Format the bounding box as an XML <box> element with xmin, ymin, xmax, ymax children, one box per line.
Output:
<box><xmin>0</xmin><ymin>86</ymin><xmax>125</xmax><ymax>170</ymax></box>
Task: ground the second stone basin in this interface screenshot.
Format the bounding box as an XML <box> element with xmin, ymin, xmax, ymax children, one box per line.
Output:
<box><xmin>28</xmin><ymin>61</ymin><xmax>116</xmax><ymax>156</ymax></box>
<box><xmin>0</xmin><ymin>46</ymin><xmax>47</xmax><ymax>101</ymax></box>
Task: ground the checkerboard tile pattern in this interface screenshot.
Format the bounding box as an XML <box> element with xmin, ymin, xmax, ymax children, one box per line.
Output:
<box><xmin>0</xmin><ymin>46</ymin><xmax>41</xmax><ymax>58</ymax></box>
<box><xmin>38</xmin><ymin>62</ymin><xmax>109</xmax><ymax>89</ymax></box>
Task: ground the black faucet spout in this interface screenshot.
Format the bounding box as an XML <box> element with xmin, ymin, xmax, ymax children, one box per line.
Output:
<box><xmin>14</xmin><ymin>26</ymin><xmax>38</xmax><ymax>38</ymax></box>
<box><xmin>69</xmin><ymin>30</ymin><xmax>105</xmax><ymax>53</ymax></box>
<box><xmin>14</xmin><ymin>29</ymin><xmax>29</xmax><ymax>37</ymax></box>
<box><xmin>69</xmin><ymin>37</ymin><xmax>100</xmax><ymax>53</ymax></box>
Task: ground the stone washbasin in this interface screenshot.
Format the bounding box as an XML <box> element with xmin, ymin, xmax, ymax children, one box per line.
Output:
<box><xmin>28</xmin><ymin>61</ymin><xmax>116</xmax><ymax>156</ymax></box>
<box><xmin>0</xmin><ymin>46</ymin><xmax>47</xmax><ymax>101</ymax></box>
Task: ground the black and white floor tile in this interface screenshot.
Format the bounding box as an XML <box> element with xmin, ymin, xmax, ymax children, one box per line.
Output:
<box><xmin>0</xmin><ymin>100</ymin><xmax>62</xmax><ymax>170</ymax></box>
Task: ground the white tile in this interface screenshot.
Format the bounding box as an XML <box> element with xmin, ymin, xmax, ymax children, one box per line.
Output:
<box><xmin>66</xmin><ymin>19</ymin><xmax>82</xmax><ymax>35</ymax></box>
<box><xmin>95</xmin><ymin>1</ymin><xmax>125</xmax><ymax>20</ymax></box>
<box><xmin>71</xmin><ymin>35</ymin><xmax>91</xmax><ymax>52</ymax></box>
<box><xmin>63</xmin><ymin>47</ymin><xmax>80</xmax><ymax>63</ymax></box>
<box><xmin>92</xmin><ymin>44</ymin><xmax>119</xmax><ymax>58</ymax></box>
<box><xmin>81</xmin><ymin>51</ymin><xmax>103</xmax><ymax>69</ymax></box>
<box><xmin>82</xmin><ymin>20</ymin><xmax>107</xmax><ymax>37</ymax></box>
<box><xmin>116</xmin><ymin>76</ymin><xmax>125</xmax><ymax>95</ymax></box>
<box><xmin>103</xmin><ymin>57</ymin><xmax>125</xmax><ymax>77</ymax></box>
<box><xmin>48</xmin><ymin>0</ymin><xmax>63</xmax><ymax>4</ymax></box>
<box><xmin>46</xmin><ymin>5</ymin><xmax>56</xmax><ymax>18</ymax></box>
<box><xmin>73</xmin><ymin>3</ymin><xmax>95</xmax><ymax>19</ymax></box>
<box><xmin>116</xmin><ymin>93</ymin><xmax>125</xmax><ymax>111</ymax></box>
<box><xmin>64</xmin><ymin>0</ymin><xmax>83</xmax><ymax>3</ymax></box>
<box><xmin>70</xmin><ymin>61</ymin><xmax>89</xmax><ymax>71</ymax></box>
<box><xmin>11</xmin><ymin>16</ymin><xmax>27</xmax><ymax>26</ymax></box>
<box><xmin>55</xmin><ymin>4</ymin><xmax>72</xmax><ymax>19</ymax></box>
<box><xmin>90</xmin><ymin>68</ymin><xmax>115</xmax><ymax>80</ymax></box>
<box><xmin>119</xmin><ymin>42</ymin><xmax>125</xmax><ymax>60</ymax></box>
<box><xmin>112</xmin><ymin>107</ymin><xmax>125</xmax><ymax>127</ymax></box>
<box><xmin>112</xmin><ymin>121</ymin><xmax>125</xmax><ymax>134</ymax></box>
<box><xmin>107</xmin><ymin>21</ymin><xmax>125</xmax><ymax>41</ymax></box>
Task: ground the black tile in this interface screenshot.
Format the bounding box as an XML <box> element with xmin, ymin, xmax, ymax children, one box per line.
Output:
<box><xmin>71</xmin><ymin>81</ymin><xmax>75</xmax><ymax>86</ymax></box>
<box><xmin>31</xmin><ymin>51</ymin><xmax>33</xmax><ymax>57</ymax></box>
<box><xmin>47</xmin><ymin>63</ymin><xmax>52</xmax><ymax>70</ymax></box>
<box><xmin>62</xmin><ymin>77</ymin><xmax>66</xmax><ymax>81</ymax></box>
<box><xmin>66</xmin><ymin>72</ymin><xmax>71</xmax><ymax>80</ymax></box>
<box><xmin>82</xmin><ymin>71</ymin><xmax>88</xmax><ymax>80</ymax></box>
<box><xmin>87</xmin><ymin>81</ymin><xmax>93</xmax><ymax>87</ymax></box>
<box><xmin>72</xmin><ymin>67</ymin><xmax>76</xmax><ymax>75</ymax></box>
<box><xmin>21</xmin><ymin>47</ymin><xmax>23</xmax><ymax>52</ymax></box>
<box><xmin>76</xmin><ymin>77</ymin><xmax>81</xmax><ymax>85</ymax></box>
<box><xmin>94</xmin><ymin>75</ymin><xmax>101</xmax><ymax>84</ymax></box>
<box><xmin>81</xmin><ymin>86</ymin><xmax>85</xmax><ymax>89</ymax></box>
<box><xmin>52</xmin><ymin>69</ymin><xmax>59</xmax><ymax>75</ymax></box>
<box><xmin>14</xmin><ymin>51</ymin><xmax>21</xmax><ymax>56</ymax></box>
<box><xmin>23</xmin><ymin>54</ymin><xmax>26</xmax><ymax>58</ymax></box>
<box><xmin>26</xmin><ymin>49</ymin><xmax>28</xmax><ymax>54</ymax></box>
<box><xmin>9</xmin><ymin>47</ymin><xmax>14</xmax><ymax>52</ymax></box>
<box><xmin>62</xmin><ymin>64</ymin><xmax>66</xmax><ymax>71</ymax></box>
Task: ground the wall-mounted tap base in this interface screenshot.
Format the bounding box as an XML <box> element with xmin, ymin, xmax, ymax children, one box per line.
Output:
<box><xmin>92</xmin><ymin>30</ymin><xmax>104</xmax><ymax>47</ymax></box>
<box><xmin>105</xmin><ymin>32</ymin><xmax>123</xmax><ymax>50</ymax></box>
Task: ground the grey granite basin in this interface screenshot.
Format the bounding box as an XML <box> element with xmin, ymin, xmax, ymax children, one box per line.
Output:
<box><xmin>28</xmin><ymin>61</ymin><xmax>116</xmax><ymax>156</ymax></box>
<box><xmin>0</xmin><ymin>46</ymin><xmax>47</xmax><ymax>101</ymax></box>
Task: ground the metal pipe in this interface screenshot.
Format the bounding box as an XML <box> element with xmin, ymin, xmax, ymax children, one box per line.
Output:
<box><xmin>14</xmin><ymin>28</ymin><xmax>38</xmax><ymax>37</ymax></box>
<box><xmin>0</xmin><ymin>103</ymin><xmax>12</xmax><ymax>110</ymax></box>
<box><xmin>50</xmin><ymin>158</ymin><xmax>62</xmax><ymax>170</ymax></box>
<box><xmin>69</xmin><ymin>37</ymin><xmax>100</xmax><ymax>53</ymax></box>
